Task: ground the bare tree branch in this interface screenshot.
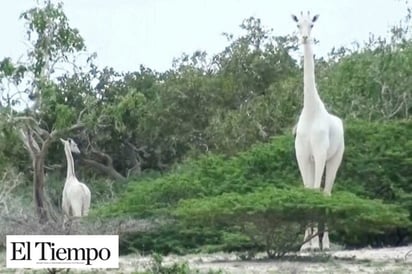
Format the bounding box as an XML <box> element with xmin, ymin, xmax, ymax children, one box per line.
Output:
<box><xmin>49</xmin><ymin>122</ymin><xmax>85</xmax><ymax>139</ymax></box>
<box><xmin>20</xmin><ymin>127</ymin><xmax>41</xmax><ymax>158</ymax></box>
<box><xmin>77</xmin><ymin>107</ymin><xmax>88</xmax><ymax>123</ymax></box>
<box><xmin>8</xmin><ymin>115</ymin><xmax>38</xmax><ymax>124</ymax></box>
<box><xmin>387</xmin><ymin>100</ymin><xmax>405</xmax><ymax>119</ymax></box>
<box><xmin>32</xmin><ymin>127</ymin><xmax>46</xmax><ymax>145</ymax></box>
<box><xmin>125</xmin><ymin>141</ymin><xmax>149</xmax><ymax>157</ymax></box>
<box><xmin>19</xmin><ymin>129</ymin><xmax>34</xmax><ymax>158</ymax></box>
<box><xmin>81</xmin><ymin>158</ymin><xmax>125</xmax><ymax>181</ymax></box>
<box><xmin>81</xmin><ymin>138</ymin><xmax>125</xmax><ymax>181</ymax></box>
<box><xmin>90</xmin><ymin>149</ymin><xmax>113</xmax><ymax>166</ymax></box>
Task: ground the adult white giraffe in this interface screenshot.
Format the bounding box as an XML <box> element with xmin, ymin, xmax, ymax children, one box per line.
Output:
<box><xmin>292</xmin><ymin>12</ymin><xmax>345</xmax><ymax>251</ymax></box>
<box><xmin>61</xmin><ymin>138</ymin><xmax>91</xmax><ymax>226</ymax></box>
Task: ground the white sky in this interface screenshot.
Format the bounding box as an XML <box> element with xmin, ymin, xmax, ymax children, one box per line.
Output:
<box><xmin>0</xmin><ymin>0</ymin><xmax>408</xmax><ymax>73</ymax></box>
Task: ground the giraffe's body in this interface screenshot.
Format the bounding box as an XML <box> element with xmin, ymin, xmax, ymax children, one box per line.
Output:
<box><xmin>292</xmin><ymin>12</ymin><xmax>345</xmax><ymax>251</ymax></box>
<box><xmin>61</xmin><ymin>138</ymin><xmax>91</xmax><ymax>224</ymax></box>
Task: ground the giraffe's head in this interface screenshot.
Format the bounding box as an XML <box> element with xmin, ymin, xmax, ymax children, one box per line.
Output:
<box><xmin>292</xmin><ymin>11</ymin><xmax>319</xmax><ymax>43</ymax></box>
<box><xmin>60</xmin><ymin>138</ymin><xmax>81</xmax><ymax>154</ymax></box>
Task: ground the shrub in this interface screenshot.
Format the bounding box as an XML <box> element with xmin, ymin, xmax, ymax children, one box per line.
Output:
<box><xmin>98</xmin><ymin>134</ymin><xmax>300</xmax><ymax>219</ymax></box>
<box><xmin>175</xmin><ymin>187</ymin><xmax>410</xmax><ymax>257</ymax></box>
<box><xmin>97</xmin><ymin>120</ymin><xmax>412</xmax><ymax>254</ymax></box>
<box><xmin>338</xmin><ymin>120</ymin><xmax>412</xmax><ymax>200</ymax></box>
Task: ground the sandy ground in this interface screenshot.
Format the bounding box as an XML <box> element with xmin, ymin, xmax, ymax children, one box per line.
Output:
<box><xmin>1</xmin><ymin>245</ymin><xmax>412</xmax><ymax>273</ymax></box>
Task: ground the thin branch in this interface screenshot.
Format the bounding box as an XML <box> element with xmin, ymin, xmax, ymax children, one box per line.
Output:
<box><xmin>18</xmin><ymin>129</ymin><xmax>31</xmax><ymax>154</ymax></box>
<box><xmin>45</xmin><ymin>122</ymin><xmax>85</xmax><ymax>150</ymax></box>
<box><xmin>44</xmin><ymin>164</ymin><xmax>62</xmax><ymax>171</ymax></box>
<box><xmin>90</xmin><ymin>149</ymin><xmax>113</xmax><ymax>166</ymax></box>
<box><xmin>77</xmin><ymin>108</ymin><xmax>87</xmax><ymax>123</ymax></box>
<box><xmin>387</xmin><ymin>100</ymin><xmax>405</xmax><ymax>119</ymax></box>
<box><xmin>9</xmin><ymin>115</ymin><xmax>38</xmax><ymax>125</ymax></box>
<box><xmin>31</xmin><ymin>127</ymin><xmax>46</xmax><ymax>145</ymax></box>
<box><xmin>125</xmin><ymin>141</ymin><xmax>149</xmax><ymax>157</ymax></box>
<box><xmin>19</xmin><ymin>127</ymin><xmax>40</xmax><ymax>158</ymax></box>
<box><xmin>81</xmin><ymin>158</ymin><xmax>125</xmax><ymax>181</ymax></box>
<box><xmin>49</xmin><ymin>122</ymin><xmax>85</xmax><ymax>139</ymax></box>
<box><xmin>26</xmin><ymin>128</ymin><xmax>40</xmax><ymax>155</ymax></box>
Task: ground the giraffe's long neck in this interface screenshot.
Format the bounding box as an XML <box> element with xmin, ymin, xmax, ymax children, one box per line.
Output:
<box><xmin>64</xmin><ymin>145</ymin><xmax>76</xmax><ymax>180</ymax></box>
<box><xmin>303</xmin><ymin>40</ymin><xmax>323</xmax><ymax>112</ymax></box>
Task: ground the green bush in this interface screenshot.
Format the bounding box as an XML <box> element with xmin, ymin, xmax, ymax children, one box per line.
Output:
<box><xmin>97</xmin><ymin>120</ymin><xmax>412</xmax><ymax>254</ymax></box>
<box><xmin>176</xmin><ymin>187</ymin><xmax>408</xmax><ymax>229</ymax></box>
<box><xmin>175</xmin><ymin>187</ymin><xmax>410</xmax><ymax>256</ymax></box>
<box><xmin>335</xmin><ymin>119</ymin><xmax>412</xmax><ymax>246</ymax></box>
<box><xmin>98</xmin><ymin>134</ymin><xmax>299</xmax><ymax>219</ymax></box>
<box><xmin>338</xmin><ymin>120</ymin><xmax>412</xmax><ymax>199</ymax></box>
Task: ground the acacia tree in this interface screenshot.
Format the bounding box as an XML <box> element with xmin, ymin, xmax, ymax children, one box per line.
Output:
<box><xmin>0</xmin><ymin>1</ymin><xmax>91</xmax><ymax>223</ymax></box>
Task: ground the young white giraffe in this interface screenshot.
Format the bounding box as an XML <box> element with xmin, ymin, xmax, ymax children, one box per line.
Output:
<box><xmin>292</xmin><ymin>12</ymin><xmax>345</xmax><ymax>251</ymax></box>
<box><xmin>61</xmin><ymin>138</ymin><xmax>91</xmax><ymax>226</ymax></box>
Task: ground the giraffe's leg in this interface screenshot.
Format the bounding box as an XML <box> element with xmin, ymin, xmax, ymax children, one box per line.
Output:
<box><xmin>311</xmin><ymin>130</ymin><xmax>329</xmax><ymax>190</ymax></box>
<box><xmin>300</xmin><ymin>158</ymin><xmax>315</xmax><ymax>252</ymax></box>
<box><xmin>62</xmin><ymin>204</ymin><xmax>72</xmax><ymax>231</ymax></box>
<box><xmin>322</xmin><ymin>224</ymin><xmax>330</xmax><ymax>250</ymax></box>
<box><xmin>62</xmin><ymin>215</ymin><xmax>67</xmax><ymax>230</ymax></box>
<box><xmin>310</xmin><ymin>134</ymin><xmax>329</xmax><ymax>251</ymax></box>
<box><xmin>301</xmin><ymin>227</ymin><xmax>312</xmax><ymax>251</ymax></box>
<box><xmin>296</xmin><ymin>150</ymin><xmax>316</xmax><ymax>251</ymax></box>
<box><xmin>324</xmin><ymin>143</ymin><xmax>344</xmax><ymax>195</ymax></box>
<box><xmin>295</xmin><ymin>138</ymin><xmax>314</xmax><ymax>188</ymax></box>
<box><xmin>321</xmin><ymin>144</ymin><xmax>344</xmax><ymax>250</ymax></box>
<box><xmin>296</xmin><ymin>139</ymin><xmax>316</xmax><ymax>251</ymax></box>
<box><xmin>311</xmin><ymin>224</ymin><xmax>320</xmax><ymax>251</ymax></box>
<box><xmin>63</xmin><ymin>215</ymin><xmax>73</xmax><ymax>234</ymax></box>
<box><xmin>312</xmin><ymin>151</ymin><xmax>327</xmax><ymax>190</ymax></box>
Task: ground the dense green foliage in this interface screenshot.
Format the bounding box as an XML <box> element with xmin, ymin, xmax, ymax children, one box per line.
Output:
<box><xmin>176</xmin><ymin>188</ymin><xmax>408</xmax><ymax>257</ymax></box>
<box><xmin>97</xmin><ymin>120</ymin><xmax>412</xmax><ymax>255</ymax></box>
<box><xmin>0</xmin><ymin>1</ymin><xmax>411</xmax><ymax>258</ymax></box>
<box><xmin>99</xmin><ymin>120</ymin><xmax>412</xmax><ymax>216</ymax></box>
<box><xmin>97</xmin><ymin>133</ymin><xmax>298</xmax><ymax>218</ymax></box>
<box><xmin>339</xmin><ymin>120</ymin><xmax>412</xmax><ymax>198</ymax></box>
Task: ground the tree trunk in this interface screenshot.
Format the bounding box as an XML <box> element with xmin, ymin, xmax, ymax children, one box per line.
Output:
<box><xmin>17</xmin><ymin>119</ymin><xmax>85</xmax><ymax>224</ymax></box>
<box><xmin>33</xmin><ymin>154</ymin><xmax>48</xmax><ymax>223</ymax></box>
